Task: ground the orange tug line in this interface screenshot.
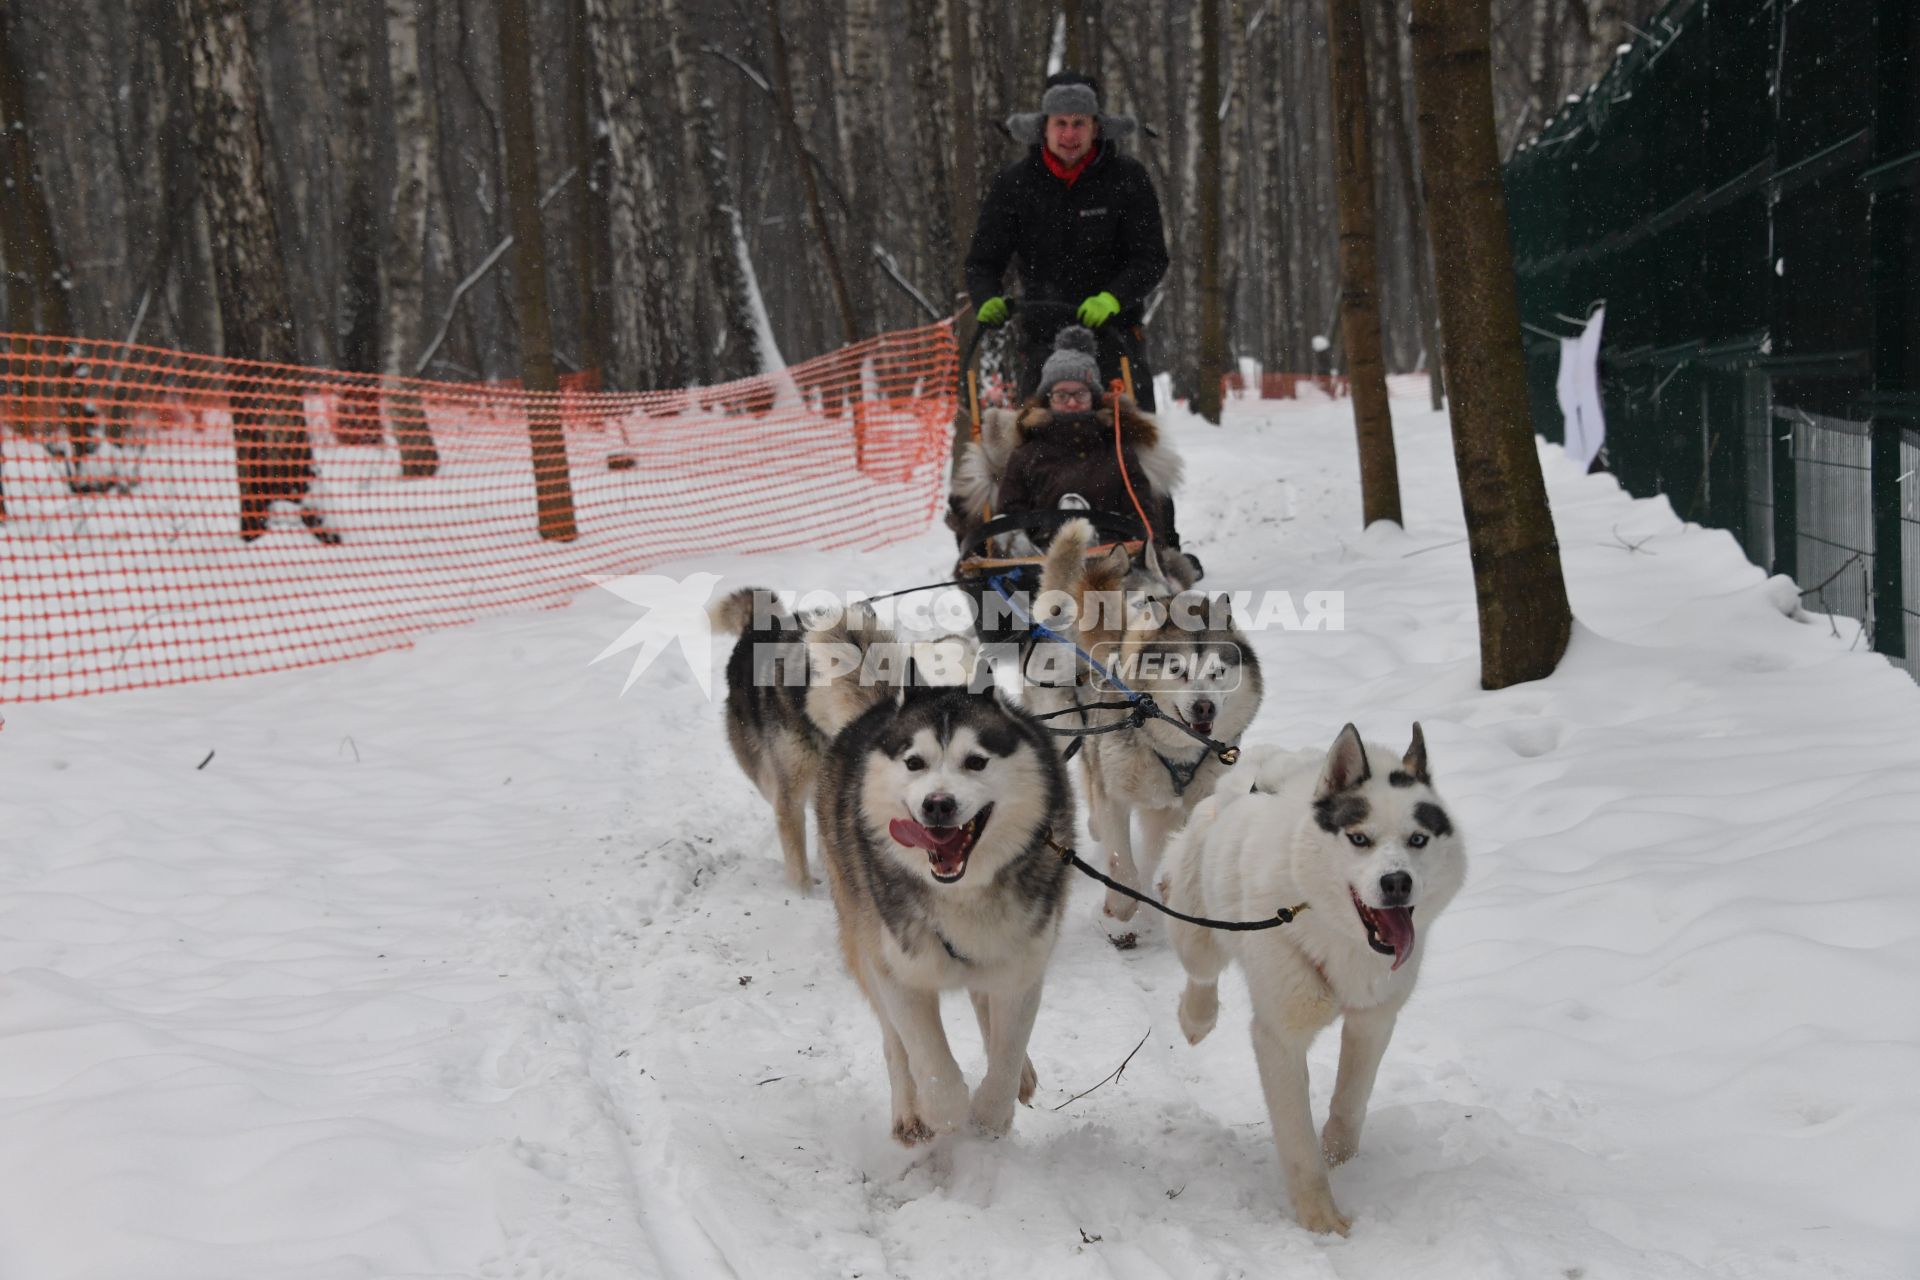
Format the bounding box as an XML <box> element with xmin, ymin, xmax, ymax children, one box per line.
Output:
<box><xmin>1112</xmin><ymin>375</ymin><xmax>1156</xmax><ymax>546</ymax></box>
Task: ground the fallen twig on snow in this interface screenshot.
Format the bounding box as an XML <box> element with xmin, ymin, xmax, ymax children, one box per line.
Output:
<box><xmin>1053</xmin><ymin>1027</ymin><xmax>1151</xmax><ymax>1112</ymax></box>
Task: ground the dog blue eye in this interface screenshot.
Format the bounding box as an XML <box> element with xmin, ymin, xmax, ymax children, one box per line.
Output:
<box><xmin>904</xmin><ymin>756</ymin><xmax>926</xmax><ymax>772</ymax></box>
<box><xmin>1408</xmin><ymin>832</ymin><xmax>1429</xmax><ymax>848</ymax></box>
<box><xmin>1346</xmin><ymin>832</ymin><xmax>1371</xmax><ymax>848</ymax></box>
<box><xmin>964</xmin><ymin>755</ymin><xmax>989</xmax><ymax>772</ymax></box>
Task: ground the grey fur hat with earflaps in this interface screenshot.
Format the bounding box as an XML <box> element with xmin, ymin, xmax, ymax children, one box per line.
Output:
<box><xmin>1006</xmin><ymin>73</ymin><xmax>1139</xmax><ymax>148</ymax></box>
<box><xmin>1037</xmin><ymin>326</ymin><xmax>1104</xmax><ymax>402</ymax></box>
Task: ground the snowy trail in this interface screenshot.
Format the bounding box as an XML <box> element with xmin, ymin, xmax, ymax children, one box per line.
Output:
<box><xmin>4</xmin><ymin>391</ymin><xmax>1916</xmax><ymax>1278</ymax></box>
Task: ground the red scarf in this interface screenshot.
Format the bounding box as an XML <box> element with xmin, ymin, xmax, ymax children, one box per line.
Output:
<box><xmin>1043</xmin><ymin>142</ymin><xmax>1098</xmax><ymax>187</ymax></box>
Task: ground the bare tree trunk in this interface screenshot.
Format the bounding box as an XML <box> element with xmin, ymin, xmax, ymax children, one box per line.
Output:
<box><xmin>177</xmin><ymin>0</ymin><xmax>335</xmax><ymax>544</ymax></box>
<box><xmin>149</xmin><ymin>0</ymin><xmax>222</xmax><ymax>357</ymax></box>
<box><xmin>497</xmin><ymin>0</ymin><xmax>576</xmax><ymax>540</ymax></box>
<box><xmin>1328</xmin><ymin>0</ymin><xmax>1402</xmax><ymax>525</ymax></box>
<box><xmin>908</xmin><ymin>0</ymin><xmax>955</xmax><ymax>310</ymax></box>
<box><xmin>766</xmin><ymin>0</ymin><xmax>856</xmax><ymax>345</ymax></box>
<box><xmin>946</xmin><ymin>0</ymin><xmax>980</xmax><ymax>301</ymax></box>
<box><xmin>328</xmin><ymin>0</ymin><xmax>385</xmax><ymax>452</ymax></box>
<box><xmin>254</xmin><ymin>0</ymin><xmax>335</xmax><ymax>366</ymax></box>
<box><xmin>1263</xmin><ymin>4</ymin><xmax>1293</xmax><ymax>373</ymax></box>
<box><xmin>334</xmin><ymin>5</ymin><xmax>380</xmax><ymax>376</ymax></box>
<box><xmin>1193</xmin><ymin>0</ymin><xmax>1226</xmax><ymax>423</ymax></box>
<box><xmin>583</xmin><ymin>0</ymin><xmax>683</xmax><ymax>390</ymax></box>
<box><xmin>1163</xmin><ymin>0</ymin><xmax>1197</xmax><ymax>396</ymax></box>
<box><xmin>1063</xmin><ymin>0</ymin><xmax>1093</xmax><ymax>73</ymax></box>
<box><xmin>836</xmin><ymin>0</ymin><xmax>882</xmax><ymax>327</ymax></box>
<box><xmin>1410</xmin><ymin>0</ymin><xmax>1570</xmax><ymax>686</ymax></box>
<box><xmin>0</xmin><ymin>0</ymin><xmax>97</xmax><ymax>480</ymax></box>
<box><xmin>1222</xmin><ymin>0</ymin><xmax>1251</xmax><ymax>367</ymax></box>
<box><xmin>379</xmin><ymin>0</ymin><xmax>439</xmax><ymax>474</ymax></box>
<box><xmin>660</xmin><ymin>0</ymin><xmax>766</xmax><ymax>381</ymax></box>
<box><xmin>569</xmin><ymin>0</ymin><xmax>611</xmax><ymax>381</ymax></box>
<box><xmin>383</xmin><ymin>0</ymin><xmax>431</xmax><ymax>376</ymax></box>
<box><xmin>1377</xmin><ymin>0</ymin><xmax>1444</xmax><ymax>409</ymax></box>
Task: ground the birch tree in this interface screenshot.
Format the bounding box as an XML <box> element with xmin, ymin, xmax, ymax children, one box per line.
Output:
<box><xmin>176</xmin><ymin>0</ymin><xmax>336</xmax><ymax>544</ymax></box>
<box><xmin>379</xmin><ymin>0</ymin><xmax>442</xmax><ymax>473</ymax></box>
<box><xmin>383</xmin><ymin>0</ymin><xmax>431</xmax><ymax>378</ymax></box>
<box><xmin>906</xmin><ymin>0</ymin><xmax>955</xmax><ymax>312</ymax></box>
<box><xmin>334</xmin><ymin>3</ymin><xmax>380</xmax><ymax>378</ymax></box>
<box><xmin>583</xmin><ymin>0</ymin><xmax>685</xmax><ymax>389</ymax></box>
<box><xmin>661</xmin><ymin>0</ymin><xmax>768</xmax><ymax>380</ymax></box>
<box><xmin>835</xmin><ymin>0</ymin><xmax>881</xmax><ymax>329</ymax></box>
<box><xmin>568</xmin><ymin>0</ymin><xmax>610</xmax><ymax>380</ymax></box>
<box><xmin>0</xmin><ymin>0</ymin><xmax>96</xmax><ymax>474</ymax></box>
<box><xmin>765</xmin><ymin>0</ymin><xmax>857</xmax><ymax>344</ymax></box>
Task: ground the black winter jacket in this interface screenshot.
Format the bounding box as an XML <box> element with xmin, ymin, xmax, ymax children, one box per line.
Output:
<box><xmin>964</xmin><ymin>142</ymin><xmax>1169</xmax><ymax>319</ymax></box>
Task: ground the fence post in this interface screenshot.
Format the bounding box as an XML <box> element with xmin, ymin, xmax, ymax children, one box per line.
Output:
<box><xmin>1771</xmin><ymin>413</ymin><xmax>1797</xmax><ymax>580</ymax></box>
<box><xmin>1870</xmin><ymin>421</ymin><xmax>1906</xmax><ymax>658</ymax></box>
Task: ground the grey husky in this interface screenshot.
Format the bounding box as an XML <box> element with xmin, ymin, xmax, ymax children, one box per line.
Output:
<box><xmin>816</xmin><ymin>680</ymin><xmax>1075</xmax><ymax>1144</ymax></box>
<box><xmin>1036</xmin><ymin>519</ymin><xmax>1264</xmax><ymax>923</ymax></box>
<box><xmin>710</xmin><ymin>589</ymin><xmax>898</xmax><ymax>891</ymax></box>
<box><xmin>1157</xmin><ymin>723</ymin><xmax>1468</xmax><ymax>1234</ymax></box>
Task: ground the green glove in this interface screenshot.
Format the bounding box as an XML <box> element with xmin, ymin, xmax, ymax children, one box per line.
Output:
<box><xmin>1077</xmin><ymin>291</ymin><xmax>1122</xmax><ymax>327</ymax></box>
<box><xmin>976</xmin><ymin>296</ymin><xmax>1010</xmax><ymax>328</ymax></box>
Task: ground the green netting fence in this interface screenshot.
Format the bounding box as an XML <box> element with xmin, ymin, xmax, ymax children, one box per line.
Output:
<box><xmin>1506</xmin><ymin>0</ymin><xmax>1919</xmax><ymax>678</ymax></box>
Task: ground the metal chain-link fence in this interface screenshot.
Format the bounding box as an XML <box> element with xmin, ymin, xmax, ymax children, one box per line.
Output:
<box><xmin>1507</xmin><ymin>0</ymin><xmax>1919</xmax><ymax>678</ymax></box>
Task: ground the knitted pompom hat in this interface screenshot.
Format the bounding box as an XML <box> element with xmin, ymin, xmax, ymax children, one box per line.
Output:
<box><xmin>1038</xmin><ymin>325</ymin><xmax>1103</xmax><ymax>401</ymax></box>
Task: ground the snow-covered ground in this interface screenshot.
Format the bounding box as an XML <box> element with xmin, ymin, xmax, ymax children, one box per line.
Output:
<box><xmin>4</xmin><ymin>388</ymin><xmax>1916</xmax><ymax>1278</ymax></box>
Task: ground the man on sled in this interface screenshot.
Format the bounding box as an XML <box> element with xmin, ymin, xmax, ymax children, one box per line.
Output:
<box><xmin>951</xmin><ymin>71</ymin><xmax>1190</xmax><ymax>580</ymax></box>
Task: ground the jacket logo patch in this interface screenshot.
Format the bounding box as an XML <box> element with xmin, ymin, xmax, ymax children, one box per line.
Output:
<box><xmin>1078</xmin><ymin>207</ymin><xmax>1109</xmax><ymax>217</ymax></box>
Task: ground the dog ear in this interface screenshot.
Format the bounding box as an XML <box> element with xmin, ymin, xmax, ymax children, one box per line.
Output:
<box><xmin>1160</xmin><ymin>548</ymin><xmax>1201</xmax><ymax>591</ymax></box>
<box><xmin>1402</xmin><ymin>723</ymin><xmax>1429</xmax><ymax>783</ymax></box>
<box><xmin>900</xmin><ymin>655</ymin><xmax>940</xmax><ymax>702</ymax></box>
<box><xmin>1141</xmin><ymin>538</ymin><xmax>1165</xmax><ymax>585</ymax></box>
<box><xmin>1316</xmin><ymin>723</ymin><xmax>1371</xmax><ymax>797</ymax></box>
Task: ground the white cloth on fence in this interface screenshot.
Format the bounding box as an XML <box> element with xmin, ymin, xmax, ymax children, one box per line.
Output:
<box><xmin>1555</xmin><ymin>305</ymin><xmax>1607</xmax><ymax>470</ymax></box>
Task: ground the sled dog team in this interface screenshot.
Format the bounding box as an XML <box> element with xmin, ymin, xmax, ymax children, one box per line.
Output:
<box><xmin>708</xmin><ymin>523</ymin><xmax>1467</xmax><ymax>1237</ymax></box>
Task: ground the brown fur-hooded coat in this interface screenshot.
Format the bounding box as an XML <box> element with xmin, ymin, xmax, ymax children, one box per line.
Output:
<box><xmin>949</xmin><ymin>394</ymin><xmax>1183</xmax><ymax>552</ymax></box>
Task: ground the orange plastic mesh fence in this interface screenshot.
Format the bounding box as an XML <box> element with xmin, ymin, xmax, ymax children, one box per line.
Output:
<box><xmin>0</xmin><ymin>322</ymin><xmax>958</xmax><ymax>701</ymax></box>
<box><xmin>1221</xmin><ymin>371</ymin><xmax>1351</xmax><ymax>400</ymax></box>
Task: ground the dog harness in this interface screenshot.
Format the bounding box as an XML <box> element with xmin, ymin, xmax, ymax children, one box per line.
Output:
<box><xmin>1152</xmin><ymin>746</ymin><xmax>1208</xmax><ymax>796</ymax></box>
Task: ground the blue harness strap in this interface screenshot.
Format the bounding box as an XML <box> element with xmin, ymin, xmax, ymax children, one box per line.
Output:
<box><xmin>985</xmin><ymin>573</ymin><xmax>1240</xmax><ymax>767</ymax></box>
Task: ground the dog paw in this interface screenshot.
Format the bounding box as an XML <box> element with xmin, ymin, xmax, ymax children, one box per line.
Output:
<box><xmin>1320</xmin><ymin>1117</ymin><xmax>1359</xmax><ymax>1166</ymax></box>
<box><xmin>1292</xmin><ymin>1194</ymin><xmax>1352</xmax><ymax>1237</ymax></box>
<box><xmin>891</xmin><ymin>1115</ymin><xmax>935</xmax><ymax>1147</ymax></box>
<box><xmin>1177</xmin><ymin>983</ymin><xmax>1218</xmax><ymax>1045</ymax></box>
<box><xmin>968</xmin><ymin>1090</ymin><xmax>1017</xmax><ymax>1137</ymax></box>
<box><xmin>1018</xmin><ymin>1056</ymin><xmax>1038</xmax><ymax>1104</ymax></box>
<box><xmin>918</xmin><ymin>1074</ymin><xmax>970</xmax><ymax>1134</ymax></box>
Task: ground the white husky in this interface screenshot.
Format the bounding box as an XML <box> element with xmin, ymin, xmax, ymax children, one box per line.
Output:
<box><xmin>1157</xmin><ymin>723</ymin><xmax>1467</xmax><ymax>1235</ymax></box>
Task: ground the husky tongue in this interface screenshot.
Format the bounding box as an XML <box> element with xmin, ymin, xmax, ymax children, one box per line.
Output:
<box><xmin>1376</xmin><ymin>907</ymin><xmax>1416</xmax><ymax>970</ymax></box>
<box><xmin>888</xmin><ymin>819</ymin><xmax>970</xmax><ymax>879</ymax></box>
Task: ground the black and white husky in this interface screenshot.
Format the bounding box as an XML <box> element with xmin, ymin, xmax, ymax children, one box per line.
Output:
<box><xmin>816</xmin><ymin>680</ymin><xmax>1075</xmax><ymax>1144</ymax></box>
<box><xmin>1157</xmin><ymin>723</ymin><xmax>1468</xmax><ymax>1235</ymax></box>
<box><xmin>710</xmin><ymin>589</ymin><xmax>899</xmax><ymax>891</ymax></box>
